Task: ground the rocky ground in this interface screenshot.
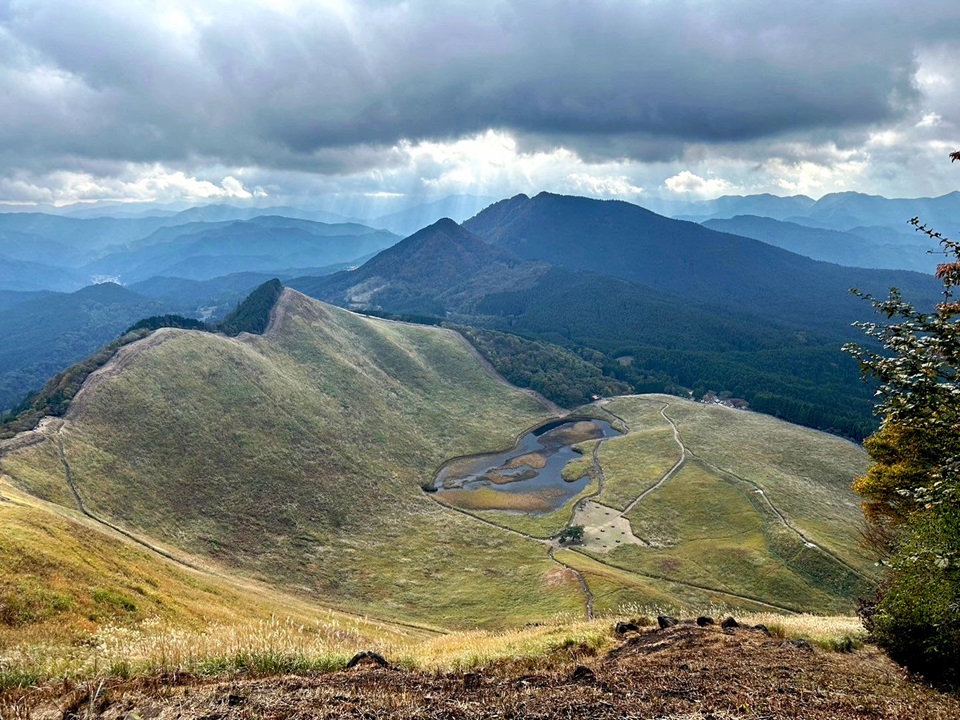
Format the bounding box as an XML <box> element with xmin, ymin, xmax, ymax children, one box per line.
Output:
<box><xmin>6</xmin><ymin>623</ymin><xmax>958</xmax><ymax>720</ymax></box>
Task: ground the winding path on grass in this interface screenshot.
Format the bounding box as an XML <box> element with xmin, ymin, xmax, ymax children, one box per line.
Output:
<box><xmin>685</xmin><ymin>449</ymin><xmax>875</xmax><ymax>585</ymax></box>
<box><xmin>548</xmin><ymin>546</ymin><xmax>595</xmax><ymax>620</ymax></box>
<box><xmin>53</xmin><ymin>431</ymin><xmax>208</xmax><ymax>572</ymax></box>
<box><xmin>49</xmin><ymin>427</ymin><xmax>445</xmax><ymax>637</ymax></box>
<box><xmin>430</xmin><ymin>404</ymin><xmax>807</xmax><ymax>618</ymax></box>
<box><xmin>619</xmin><ymin>403</ymin><xmax>687</xmax><ymax>517</ymax></box>
<box><xmin>434</xmin><ymin>493</ymin><xmax>598</xmax><ymax>619</ymax></box>
<box><xmin>602</xmin><ymin>398</ymin><xmax>874</xmax><ymax>587</ymax></box>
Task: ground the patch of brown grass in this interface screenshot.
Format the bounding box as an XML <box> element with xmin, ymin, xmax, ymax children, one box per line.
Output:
<box><xmin>504</xmin><ymin>452</ymin><xmax>547</xmax><ymax>470</ymax></box>
<box><xmin>7</xmin><ymin>624</ymin><xmax>957</xmax><ymax>719</ymax></box>
<box><xmin>436</xmin><ymin>487</ymin><xmax>560</xmax><ymax>513</ymax></box>
<box><xmin>541</xmin><ymin>421</ymin><xmax>603</xmax><ymax>446</ymax></box>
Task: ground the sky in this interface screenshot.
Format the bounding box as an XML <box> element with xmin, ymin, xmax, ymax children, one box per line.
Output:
<box><xmin>1</xmin><ymin>0</ymin><xmax>959</xmax><ymax>211</ymax></box>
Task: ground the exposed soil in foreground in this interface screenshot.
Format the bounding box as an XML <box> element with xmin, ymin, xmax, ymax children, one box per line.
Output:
<box><xmin>6</xmin><ymin>625</ymin><xmax>959</xmax><ymax>719</ymax></box>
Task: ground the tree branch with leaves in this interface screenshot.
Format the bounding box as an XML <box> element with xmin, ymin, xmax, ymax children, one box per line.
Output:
<box><xmin>844</xmin><ymin>151</ymin><xmax>960</xmax><ymax>685</ymax></box>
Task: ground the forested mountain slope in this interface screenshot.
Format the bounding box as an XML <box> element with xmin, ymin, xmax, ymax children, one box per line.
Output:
<box><xmin>464</xmin><ymin>192</ymin><xmax>939</xmax><ymax>335</ymax></box>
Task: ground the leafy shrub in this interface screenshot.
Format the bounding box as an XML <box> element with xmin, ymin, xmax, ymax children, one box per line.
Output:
<box><xmin>126</xmin><ymin>314</ymin><xmax>210</xmax><ymax>334</ymax></box>
<box><xmin>869</xmin><ymin>509</ymin><xmax>960</xmax><ymax>686</ymax></box>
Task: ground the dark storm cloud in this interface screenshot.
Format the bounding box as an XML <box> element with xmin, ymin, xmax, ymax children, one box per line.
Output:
<box><xmin>0</xmin><ymin>0</ymin><xmax>958</xmax><ymax>174</ymax></box>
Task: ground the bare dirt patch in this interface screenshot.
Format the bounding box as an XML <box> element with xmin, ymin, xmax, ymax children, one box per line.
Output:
<box><xmin>572</xmin><ymin>500</ymin><xmax>648</xmax><ymax>553</ymax></box>
<box><xmin>544</xmin><ymin>565</ymin><xmax>578</xmax><ymax>589</ymax></box>
<box><xmin>8</xmin><ymin>625</ymin><xmax>957</xmax><ymax>719</ymax></box>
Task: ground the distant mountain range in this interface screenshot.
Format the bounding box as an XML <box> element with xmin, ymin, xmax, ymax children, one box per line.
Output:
<box><xmin>646</xmin><ymin>189</ymin><xmax>960</xmax><ymax>232</ymax></box>
<box><xmin>701</xmin><ymin>216</ymin><xmax>934</xmax><ymax>272</ymax></box>
<box><xmin>0</xmin><ymin>283</ymin><xmax>161</xmax><ymax>411</ymax></box>
<box><xmin>463</xmin><ymin>192</ymin><xmax>937</xmax><ymax>332</ymax></box>
<box><xmin>86</xmin><ymin>217</ymin><xmax>397</xmax><ymax>283</ymax></box>
<box><xmin>1</xmin><ymin>189</ymin><xmax>951</xmax><ymax>435</ymax></box>
<box><xmin>294</xmin><ymin>193</ymin><xmax>943</xmax><ymax>438</ymax></box>
<box><xmin>0</xmin><ymin>212</ymin><xmax>399</xmax><ymax>292</ymax></box>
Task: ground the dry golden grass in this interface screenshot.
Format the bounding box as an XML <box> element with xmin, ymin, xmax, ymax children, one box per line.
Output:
<box><xmin>435</xmin><ymin>487</ymin><xmax>560</xmax><ymax>513</ymax></box>
<box><xmin>738</xmin><ymin>613</ymin><xmax>867</xmax><ymax>651</ymax></box>
<box><xmin>0</xmin><ymin>609</ymin><xmax>870</xmax><ymax>691</ymax></box>
<box><xmin>504</xmin><ymin>452</ymin><xmax>547</xmax><ymax>470</ymax></box>
<box><xmin>10</xmin><ymin>614</ymin><xmax>942</xmax><ymax>720</ymax></box>
<box><xmin>396</xmin><ymin>620</ymin><xmax>610</xmax><ymax>672</ymax></box>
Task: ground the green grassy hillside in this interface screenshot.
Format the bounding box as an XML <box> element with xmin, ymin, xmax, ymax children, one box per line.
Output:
<box><xmin>593</xmin><ymin>396</ymin><xmax>875</xmax><ymax>614</ymax></box>
<box><xmin>447</xmin><ymin>395</ymin><xmax>875</xmax><ymax>615</ymax></box>
<box><xmin>0</xmin><ymin>476</ymin><xmax>421</xmax><ymax>686</ymax></box>
<box><xmin>1</xmin><ymin>290</ymin><xmax>582</xmax><ymax>629</ymax></box>
<box><xmin>1</xmin><ymin>290</ymin><xmax>877</xmax><ymax>659</ymax></box>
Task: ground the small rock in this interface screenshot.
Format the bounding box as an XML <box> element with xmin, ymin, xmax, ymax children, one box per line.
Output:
<box><xmin>721</xmin><ymin>616</ymin><xmax>740</xmax><ymax>629</ymax></box>
<box><xmin>227</xmin><ymin>694</ymin><xmax>245</xmax><ymax>707</ymax></box>
<box><xmin>345</xmin><ymin>650</ymin><xmax>390</xmax><ymax>669</ymax></box>
<box><xmin>462</xmin><ymin>672</ymin><xmax>481</xmax><ymax>689</ymax></box>
<box><xmin>615</xmin><ymin>621</ymin><xmax>640</xmax><ymax>636</ymax></box>
<box><xmin>570</xmin><ymin>665</ymin><xmax>596</xmax><ymax>682</ymax></box>
<box><xmin>753</xmin><ymin>623</ymin><xmax>771</xmax><ymax>635</ymax></box>
<box><xmin>657</xmin><ymin>615</ymin><xmax>679</xmax><ymax>629</ymax></box>
<box><xmin>696</xmin><ymin>616</ymin><xmax>715</xmax><ymax>627</ymax></box>
<box><xmin>782</xmin><ymin>638</ymin><xmax>813</xmax><ymax>651</ymax></box>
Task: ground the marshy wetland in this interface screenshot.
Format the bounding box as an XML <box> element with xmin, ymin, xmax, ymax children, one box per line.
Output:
<box><xmin>432</xmin><ymin>418</ymin><xmax>620</xmax><ymax>513</ymax></box>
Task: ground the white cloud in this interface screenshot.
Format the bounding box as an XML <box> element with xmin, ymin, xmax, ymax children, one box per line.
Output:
<box><xmin>764</xmin><ymin>158</ymin><xmax>867</xmax><ymax>196</ymax></box>
<box><xmin>663</xmin><ymin>171</ymin><xmax>736</xmax><ymax>197</ymax></box>
<box><xmin>0</xmin><ymin>166</ymin><xmax>264</xmax><ymax>205</ymax></box>
<box><xmin>917</xmin><ymin>112</ymin><xmax>943</xmax><ymax>128</ymax></box>
<box><xmin>565</xmin><ymin>173</ymin><xmax>643</xmax><ymax>197</ymax></box>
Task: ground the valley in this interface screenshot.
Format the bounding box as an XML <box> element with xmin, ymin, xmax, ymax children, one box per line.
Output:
<box><xmin>0</xmin><ymin>190</ymin><xmax>953</xmax><ymax>712</ymax></box>
<box><xmin>0</xmin><ymin>278</ymin><xmax>955</xmax><ymax>718</ymax></box>
<box><xmin>0</xmin><ymin>287</ymin><xmax>880</xmax><ymax>681</ymax></box>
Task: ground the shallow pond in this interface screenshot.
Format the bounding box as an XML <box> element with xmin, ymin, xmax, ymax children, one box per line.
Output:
<box><xmin>432</xmin><ymin>418</ymin><xmax>620</xmax><ymax>512</ymax></box>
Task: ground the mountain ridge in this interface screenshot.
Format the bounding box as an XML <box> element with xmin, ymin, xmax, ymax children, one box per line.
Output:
<box><xmin>463</xmin><ymin>191</ymin><xmax>939</xmax><ymax>332</ymax></box>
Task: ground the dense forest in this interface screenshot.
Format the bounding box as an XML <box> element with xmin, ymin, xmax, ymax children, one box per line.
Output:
<box><xmin>453</xmin><ymin>326</ymin><xmax>631</xmax><ymax>408</ymax></box>
<box><xmin>217</xmin><ymin>279</ymin><xmax>284</xmax><ymax>336</ymax></box>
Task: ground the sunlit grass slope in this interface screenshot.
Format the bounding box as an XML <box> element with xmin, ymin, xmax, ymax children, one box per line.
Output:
<box><xmin>646</xmin><ymin>396</ymin><xmax>875</xmax><ymax>573</ymax></box>
<box><xmin>0</xmin><ymin>478</ymin><xmax>419</xmax><ymax>685</ymax></box>
<box><xmin>1</xmin><ymin>290</ymin><xmax>581</xmax><ymax>629</ymax></box>
<box><xmin>585</xmin><ymin>395</ymin><xmax>875</xmax><ymax>614</ymax></box>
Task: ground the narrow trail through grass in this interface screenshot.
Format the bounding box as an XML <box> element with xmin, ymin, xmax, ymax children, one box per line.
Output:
<box><xmin>686</xmin><ymin>448</ymin><xmax>875</xmax><ymax>585</ymax></box>
<box><xmin>52</xmin><ymin>426</ymin><xmax>450</xmax><ymax>639</ymax></box>
<box><xmin>54</xmin><ymin>430</ymin><xmax>208</xmax><ymax>573</ymax></box>
<box><xmin>547</xmin><ymin>547</ymin><xmax>594</xmax><ymax>620</ymax></box>
<box><xmin>595</xmin><ymin>398</ymin><xmax>873</xmax><ymax>591</ymax></box>
<box><xmin>428</xmin><ymin>398</ymin><xmax>810</xmax><ymax>618</ymax></box>
<box><xmin>619</xmin><ymin>403</ymin><xmax>686</xmax><ymax>516</ymax></box>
